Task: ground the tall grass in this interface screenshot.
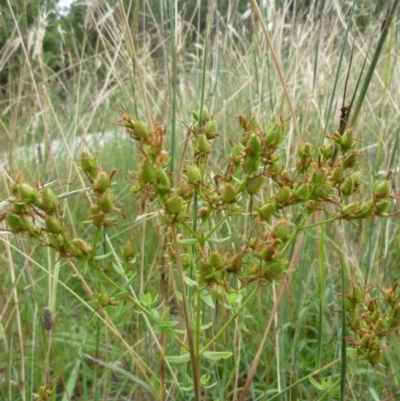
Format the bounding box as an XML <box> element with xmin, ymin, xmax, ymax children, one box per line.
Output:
<box><xmin>1</xmin><ymin>1</ymin><xmax>400</xmax><ymax>400</ymax></box>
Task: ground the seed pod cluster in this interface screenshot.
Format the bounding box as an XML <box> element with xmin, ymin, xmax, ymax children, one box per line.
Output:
<box><xmin>341</xmin><ymin>282</ymin><xmax>400</xmax><ymax>366</ymax></box>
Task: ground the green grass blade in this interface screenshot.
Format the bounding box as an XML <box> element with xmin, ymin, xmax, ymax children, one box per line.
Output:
<box><xmin>350</xmin><ymin>0</ymin><xmax>400</xmax><ymax>128</ymax></box>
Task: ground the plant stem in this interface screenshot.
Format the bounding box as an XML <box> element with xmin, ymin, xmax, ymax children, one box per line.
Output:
<box><xmin>200</xmin><ymin>285</ymin><xmax>259</xmax><ymax>354</ymax></box>
<box><xmin>171</xmin><ymin>225</ymin><xmax>201</xmax><ymax>401</ymax></box>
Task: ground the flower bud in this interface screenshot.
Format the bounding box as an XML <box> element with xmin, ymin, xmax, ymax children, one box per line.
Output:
<box><xmin>221</xmin><ymin>183</ymin><xmax>236</xmax><ymax>203</ymax></box>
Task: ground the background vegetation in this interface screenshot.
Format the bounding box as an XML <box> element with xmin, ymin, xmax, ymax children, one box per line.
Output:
<box><xmin>1</xmin><ymin>0</ymin><xmax>400</xmax><ymax>400</ymax></box>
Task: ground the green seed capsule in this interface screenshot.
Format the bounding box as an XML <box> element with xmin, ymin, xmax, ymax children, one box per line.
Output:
<box><xmin>155</xmin><ymin>170</ymin><xmax>170</xmax><ymax>192</ymax></box>
<box><xmin>373</xmin><ymin>180</ymin><xmax>390</xmax><ymax>199</ymax></box>
<box><xmin>330</xmin><ymin>167</ymin><xmax>343</xmax><ymax>183</ymax></box>
<box><xmin>340</xmin><ymin>201</ymin><xmax>360</xmax><ymax>217</ymax></box>
<box><xmin>95</xmin><ymin>171</ymin><xmax>110</xmax><ymax>193</ymax></box>
<box><xmin>265</xmin><ymin>121</ymin><xmax>284</xmax><ymax>148</ymax></box>
<box><xmin>187</xmin><ymin>165</ymin><xmax>202</xmax><ymax>185</ymax></box>
<box><xmin>7</xmin><ymin>213</ymin><xmax>24</xmax><ymax>233</ymax></box>
<box><xmin>99</xmin><ymin>193</ymin><xmax>114</xmax><ymax>213</ymax></box>
<box><xmin>258</xmin><ymin>202</ymin><xmax>277</xmax><ymax>221</ymax></box>
<box><xmin>245</xmin><ymin>176</ymin><xmax>264</xmax><ymax>195</ymax></box>
<box><xmin>45</xmin><ymin>215</ymin><xmax>63</xmax><ymax>234</ymax></box>
<box><xmin>141</xmin><ymin>161</ymin><xmax>156</xmax><ymax>184</ymax></box>
<box><xmin>294</xmin><ymin>183</ymin><xmax>311</xmax><ymax>200</ymax></box>
<box><xmin>259</xmin><ymin>244</ymin><xmax>276</xmax><ymax>261</ymax></box>
<box><xmin>19</xmin><ymin>183</ymin><xmax>39</xmax><ymax>204</ymax></box>
<box><xmin>375</xmin><ymin>199</ymin><xmax>390</xmax><ymax>214</ymax></box>
<box><xmin>133</xmin><ymin>120</ymin><xmax>152</xmax><ymax>140</ymax></box>
<box><xmin>230</xmin><ymin>143</ymin><xmax>245</xmax><ymax>163</ymax></box>
<box><xmin>312</xmin><ymin>168</ymin><xmax>327</xmax><ymax>186</ymax></box>
<box><xmin>341</xmin><ymin>176</ymin><xmax>355</xmax><ymax>197</ymax></box>
<box><xmin>221</xmin><ymin>183</ymin><xmax>236</xmax><ymax>203</ymax></box>
<box><xmin>275</xmin><ymin>186</ymin><xmax>291</xmax><ymax>204</ymax></box>
<box><xmin>209</xmin><ymin>252</ymin><xmax>223</xmax><ymax>270</ymax></box>
<box><xmin>197</xmin><ymin>134</ymin><xmax>211</xmax><ymax>154</ymax></box>
<box><xmin>368</xmin><ymin>346</ymin><xmax>382</xmax><ymax>365</ymax></box>
<box><xmin>273</xmin><ymin>219</ymin><xmax>290</xmax><ymax>240</ymax></box>
<box><xmin>40</xmin><ymin>187</ymin><xmax>59</xmax><ymax>213</ymax></box>
<box><xmin>210</xmin><ymin>282</ymin><xmax>226</xmax><ymax>301</ymax></box>
<box><xmin>166</xmin><ymin>195</ymin><xmax>184</xmax><ymax>214</ymax></box>
<box><xmin>340</xmin><ymin>128</ymin><xmax>354</xmax><ymax>151</ymax></box>
<box><xmin>247</xmin><ymin>134</ymin><xmax>261</xmax><ymax>156</ymax></box>
<box><xmin>81</xmin><ymin>150</ymin><xmax>96</xmax><ymax>173</ymax></box>
<box><xmin>13</xmin><ymin>201</ymin><xmax>28</xmax><ymax>214</ymax></box>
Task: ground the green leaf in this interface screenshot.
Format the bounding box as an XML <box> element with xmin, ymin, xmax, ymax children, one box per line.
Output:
<box><xmin>200</xmin><ymin>322</ymin><xmax>213</xmax><ymax>330</ymax></box>
<box><xmin>93</xmin><ymin>252</ymin><xmax>113</xmax><ymax>261</ymax></box>
<box><xmin>308</xmin><ymin>376</ymin><xmax>324</xmax><ymax>391</ymax></box>
<box><xmin>122</xmin><ymin>272</ymin><xmax>137</xmax><ymax>288</ymax></box>
<box><xmin>368</xmin><ymin>388</ymin><xmax>380</xmax><ymax>401</ymax></box>
<box><xmin>207</xmin><ymin>236</ymin><xmax>230</xmax><ymax>244</ymax></box>
<box><xmin>202</xmin><ymin>351</ymin><xmax>232</xmax><ymax>361</ymax></box>
<box><xmin>178</xmin><ymin>238</ymin><xmax>199</xmax><ymax>245</ymax></box>
<box><xmin>183</xmin><ymin>275</ymin><xmax>198</xmax><ymax>287</ymax></box>
<box><xmin>200</xmin><ymin>290</ymin><xmax>215</xmax><ymax>309</ymax></box>
<box><xmin>303</xmin><ymin>230</ymin><xmax>324</xmax><ymax>240</ymax></box>
<box><xmin>113</xmin><ymin>291</ymin><xmax>129</xmax><ymax>301</ymax></box>
<box><xmin>111</xmin><ymin>262</ymin><xmax>124</xmax><ymax>275</ymax></box>
<box><xmin>165</xmin><ymin>353</ymin><xmax>191</xmax><ymax>364</ymax></box>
